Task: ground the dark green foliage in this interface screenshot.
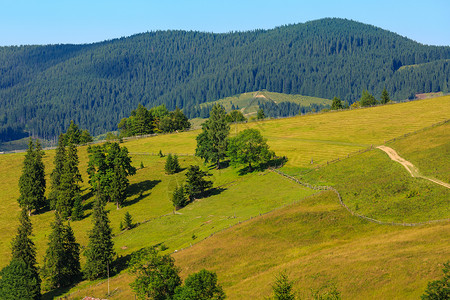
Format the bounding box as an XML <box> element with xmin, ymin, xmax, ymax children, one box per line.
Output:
<box><xmin>49</xmin><ymin>134</ymin><xmax>66</xmax><ymax>209</ymax></box>
<box><xmin>165</xmin><ymin>154</ymin><xmax>181</xmax><ymax>174</ymax></box>
<box><xmin>172</xmin><ymin>185</ymin><xmax>188</xmax><ymax>209</ymax></box>
<box><xmin>159</xmin><ymin>107</ymin><xmax>191</xmax><ymax>133</ymax></box>
<box><xmin>331</xmin><ymin>97</ymin><xmax>344</xmax><ymax>110</ymax></box>
<box><xmin>173</xmin><ymin>269</ymin><xmax>226</xmax><ymax>300</ymax></box>
<box><xmin>0</xmin><ymin>18</ymin><xmax>449</xmax><ymax>142</ymax></box>
<box><xmin>9</xmin><ymin>209</ymin><xmax>41</xmax><ymax>298</ymax></box>
<box><xmin>272</xmin><ymin>271</ymin><xmax>296</xmax><ymax>300</ymax></box>
<box><xmin>71</xmin><ymin>195</ymin><xmax>83</xmax><ymax>221</ymax></box>
<box><xmin>421</xmin><ymin>261</ymin><xmax>450</xmax><ymax>300</ymax></box>
<box><xmin>380</xmin><ymin>87</ymin><xmax>391</xmax><ymax>104</ymax></box>
<box><xmin>18</xmin><ymin>138</ymin><xmax>46</xmax><ymax>215</ymax></box>
<box><xmin>0</xmin><ymin>258</ymin><xmax>41</xmax><ymax>300</ymax></box>
<box><xmin>257</xmin><ymin>108</ymin><xmax>266</xmax><ymax>120</ymax></box>
<box><xmin>61</xmin><ymin>121</ymin><xmax>93</xmax><ymax>146</ymax></box>
<box><xmin>83</xmin><ymin>197</ymin><xmax>115</xmax><ymax>280</ymax></box>
<box><xmin>129</xmin><ymin>247</ymin><xmax>182</xmax><ymax>300</ymax></box>
<box><xmin>360</xmin><ymin>90</ymin><xmax>378</xmax><ymax>107</ymax></box>
<box><xmin>123</xmin><ymin>211</ymin><xmax>133</xmax><ymax>230</ymax></box>
<box><xmin>195</xmin><ymin>104</ymin><xmax>230</xmax><ymax>168</ymax></box>
<box><xmin>41</xmin><ymin>213</ymin><xmax>81</xmax><ymax>290</ymax></box>
<box><xmin>140</xmin><ymin>161</ymin><xmax>144</xmax><ymax>169</ymax></box>
<box><xmin>226</xmin><ymin>110</ymin><xmax>247</xmax><ymax>123</ymax></box>
<box><xmin>118</xmin><ymin>104</ymin><xmax>190</xmax><ymax>137</ymax></box>
<box><xmin>184</xmin><ymin>165</ymin><xmax>213</xmax><ymax>200</ymax></box>
<box><xmin>159</xmin><ymin>149</ymin><xmax>164</xmax><ymax>157</ymax></box>
<box><xmin>227</xmin><ymin>129</ymin><xmax>274</xmax><ymax>171</ymax></box>
<box><xmin>56</xmin><ymin>142</ymin><xmax>83</xmax><ymax>218</ymax></box>
<box><xmin>87</xmin><ymin>142</ymin><xmax>136</xmax><ymax>209</ymax></box>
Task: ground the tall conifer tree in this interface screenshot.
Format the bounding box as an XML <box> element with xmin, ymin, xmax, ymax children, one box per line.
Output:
<box><xmin>195</xmin><ymin>104</ymin><xmax>229</xmax><ymax>169</ymax></box>
<box><xmin>41</xmin><ymin>212</ymin><xmax>81</xmax><ymax>290</ymax></box>
<box><xmin>56</xmin><ymin>143</ymin><xmax>82</xmax><ymax>218</ymax></box>
<box><xmin>83</xmin><ymin>196</ymin><xmax>115</xmax><ymax>280</ymax></box>
<box><xmin>49</xmin><ymin>134</ymin><xmax>66</xmax><ymax>209</ymax></box>
<box><xmin>18</xmin><ymin>138</ymin><xmax>46</xmax><ymax>215</ymax></box>
<box><xmin>9</xmin><ymin>209</ymin><xmax>41</xmax><ymax>299</ymax></box>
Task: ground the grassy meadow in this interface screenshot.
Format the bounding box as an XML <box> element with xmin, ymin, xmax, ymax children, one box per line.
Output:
<box><xmin>0</xmin><ymin>96</ymin><xmax>448</xmax><ymax>299</ymax></box>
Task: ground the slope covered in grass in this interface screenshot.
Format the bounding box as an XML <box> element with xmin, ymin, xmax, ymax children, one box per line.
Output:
<box><xmin>0</xmin><ymin>96</ymin><xmax>449</xmax><ymax>298</ymax></box>
<box><xmin>173</xmin><ymin>191</ymin><xmax>450</xmax><ymax>299</ymax></box>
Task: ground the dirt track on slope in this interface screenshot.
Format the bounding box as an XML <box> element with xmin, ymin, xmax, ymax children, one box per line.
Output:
<box><xmin>377</xmin><ymin>145</ymin><xmax>450</xmax><ymax>189</ymax></box>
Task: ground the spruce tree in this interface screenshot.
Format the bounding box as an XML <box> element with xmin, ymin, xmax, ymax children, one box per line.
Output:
<box><xmin>10</xmin><ymin>209</ymin><xmax>41</xmax><ymax>298</ymax></box>
<box><xmin>380</xmin><ymin>87</ymin><xmax>391</xmax><ymax>104</ymax></box>
<box><xmin>165</xmin><ymin>154</ymin><xmax>174</xmax><ymax>174</ymax></box>
<box><xmin>123</xmin><ymin>211</ymin><xmax>133</xmax><ymax>229</ymax></box>
<box><xmin>272</xmin><ymin>271</ymin><xmax>296</xmax><ymax>300</ymax></box>
<box><xmin>56</xmin><ymin>142</ymin><xmax>82</xmax><ymax>218</ymax></box>
<box><xmin>41</xmin><ymin>213</ymin><xmax>66</xmax><ymax>290</ymax></box>
<box><xmin>71</xmin><ymin>195</ymin><xmax>83</xmax><ymax>221</ymax></box>
<box><xmin>184</xmin><ymin>165</ymin><xmax>213</xmax><ymax>201</ymax></box>
<box><xmin>62</xmin><ymin>221</ymin><xmax>81</xmax><ymax>283</ymax></box>
<box><xmin>18</xmin><ymin>138</ymin><xmax>46</xmax><ymax>215</ymax></box>
<box><xmin>83</xmin><ymin>197</ymin><xmax>115</xmax><ymax>280</ymax></box>
<box><xmin>49</xmin><ymin>134</ymin><xmax>66</xmax><ymax>209</ymax></box>
<box><xmin>0</xmin><ymin>258</ymin><xmax>40</xmax><ymax>300</ymax></box>
<box><xmin>195</xmin><ymin>104</ymin><xmax>230</xmax><ymax>169</ymax></box>
<box><xmin>172</xmin><ymin>185</ymin><xmax>188</xmax><ymax>209</ymax></box>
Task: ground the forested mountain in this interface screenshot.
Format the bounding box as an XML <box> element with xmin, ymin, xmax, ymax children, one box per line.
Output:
<box><xmin>0</xmin><ymin>18</ymin><xmax>449</xmax><ymax>142</ymax></box>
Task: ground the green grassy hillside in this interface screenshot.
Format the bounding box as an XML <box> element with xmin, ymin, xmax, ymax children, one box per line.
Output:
<box><xmin>0</xmin><ymin>96</ymin><xmax>448</xmax><ymax>299</ymax></box>
<box><xmin>199</xmin><ymin>91</ymin><xmax>330</xmax><ymax>117</ymax></box>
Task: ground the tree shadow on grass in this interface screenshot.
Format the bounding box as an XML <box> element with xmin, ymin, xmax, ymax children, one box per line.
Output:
<box><xmin>124</xmin><ymin>180</ymin><xmax>161</xmax><ymax>207</ymax></box>
<box><xmin>237</xmin><ymin>156</ymin><xmax>288</xmax><ymax>176</ymax></box>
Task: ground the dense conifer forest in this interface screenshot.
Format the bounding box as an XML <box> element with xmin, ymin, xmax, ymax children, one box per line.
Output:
<box><xmin>0</xmin><ymin>18</ymin><xmax>449</xmax><ymax>142</ymax></box>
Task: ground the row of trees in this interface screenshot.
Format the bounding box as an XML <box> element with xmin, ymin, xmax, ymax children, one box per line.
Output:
<box><xmin>118</xmin><ymin>104</ymin><xmax>190</xmax><ymax>137</ymax></box>
<box><xmin>0</xmin><ymin>193</ymin><xmax>116</xmax><ymax>298</ymax></box>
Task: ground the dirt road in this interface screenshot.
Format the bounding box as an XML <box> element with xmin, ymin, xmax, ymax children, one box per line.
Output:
<box><xmin>377</xmin><ymin>145</ymin><xmax>450</xmax><ymax>189</ymax></box>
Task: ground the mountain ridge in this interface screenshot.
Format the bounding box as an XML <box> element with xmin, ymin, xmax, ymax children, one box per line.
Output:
<box><xmin>0</xmin><ymin>18</ymin><xmax>449</xmax><ymax>141</ymax></box>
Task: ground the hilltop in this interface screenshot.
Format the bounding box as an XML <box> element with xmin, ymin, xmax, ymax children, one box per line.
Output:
<box><xmin>0</xmin><ymin>18</ymin><xmax>449</xmax><ymax>142</ymax></box>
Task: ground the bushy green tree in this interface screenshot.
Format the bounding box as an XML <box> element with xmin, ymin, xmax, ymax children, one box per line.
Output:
<box><xmin>9</xmin><ymin>209</ymin><xmax>41</xmax><ymax>298</ymax></box>
<box><xmin>360</xmin><ymin>90</ymin><xmax>377</xmax><ymax>107</ymax></box>
<box><xmin>87</xmin><ymin>142</ymin><xmax>136</xmax><ymax>208</ymax></box>
<box><xmin>195</xmin><ymin>104</ymin><xmax>230</xmax><ymax>169</ymax></box>
<box><xmin>331</xmin><ymin>97</ymin><xmax>343</xmax><ymax>110</ymax></box>
<box><xmin>257</xmin><ymin>108</ymin><xmax>266</xmax><ymax>120</ymax></box>
<box><xmin>159</xmin><ymin>107</ymin><xmax>191</xmax><ymax>133</ymax></box>
<box><xmin>272</xmin><ymin>271</ymin><xmax>295</xmax><ymax>300</ymax></box>
<box><xmin>0</xmin><ymin>258</ymin><xmax>40</xmax><ymax>300</ymax></box>
<box><xmin>129</xmin><ymin>247</ymin><xmax>182</xmax><ymax>300</ymax></box>
<box><xmin>227</xmin><ymin>129</ymin><xmax>274</xmax><ymax>171</ymax></box>
<box><xmin>185</xmin><ymin>165</ymin><xmax>213</xmax><ymax>200</ymax></box>
<box><xmin>83</xmin><ymin>197</ymin><xmax>115</xmax><ymax>280</ymax></box>
<box><xmin>173</xmin><ymin>269</ymin><xmax>226</xmax><ymax>300</ymax></box>
<box><xmin>421</xmin><ymin>261</ymin><xmax>450</xmax><ymax>300</ymax></box>
<box><xmin>71</xmin><ymin>195</ymin><xmax>83</xmax><ymax>220</ymax></box>
<box><xmin>41</xmin><ymin>212</ymin><xmax>81</xmax><ymax>290</ymax></box>
<box><xmin>18</xmin><ymin>138</ymin><xmax>46</xmax><ymax>215</ymax></box>
<box><xmin>226</xmin><ymin>110</ymin><xmax>247</xmax><ymax>123</ymax></box>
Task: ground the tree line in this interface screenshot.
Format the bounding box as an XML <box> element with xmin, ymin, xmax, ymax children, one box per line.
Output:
<box><xmin>0</xmin><ymin>18</ymin><xmax>449</xmax><ymax>141</ymax></box>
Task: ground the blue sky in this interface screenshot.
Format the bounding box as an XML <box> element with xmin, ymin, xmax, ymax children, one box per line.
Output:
<box><xmin>1</xmin><ymin>0</ymin><xmax>449</xmax><ymax>46</ymax></box>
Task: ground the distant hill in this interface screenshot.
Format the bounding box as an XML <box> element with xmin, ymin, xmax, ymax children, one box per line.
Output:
<box><xmin>197</xmin><ymin>91</ymin><xmax>331</xmax><ymax>118</ymax></box>
<box><xmin>0</xmin><ymin>18</ymin><xmax>449</xmax><ymax>141</ymax></box>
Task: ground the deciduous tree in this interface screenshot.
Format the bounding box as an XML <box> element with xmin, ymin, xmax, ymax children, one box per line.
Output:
<box><xmin>227</xmin><ymin>129</ymin><xmax>274</xmax><ymax>171</ymax></box>
<box><xmin>173</xmin><ymin>269</ymin><xmax>226</xmax><ymax>300</ymax></box>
